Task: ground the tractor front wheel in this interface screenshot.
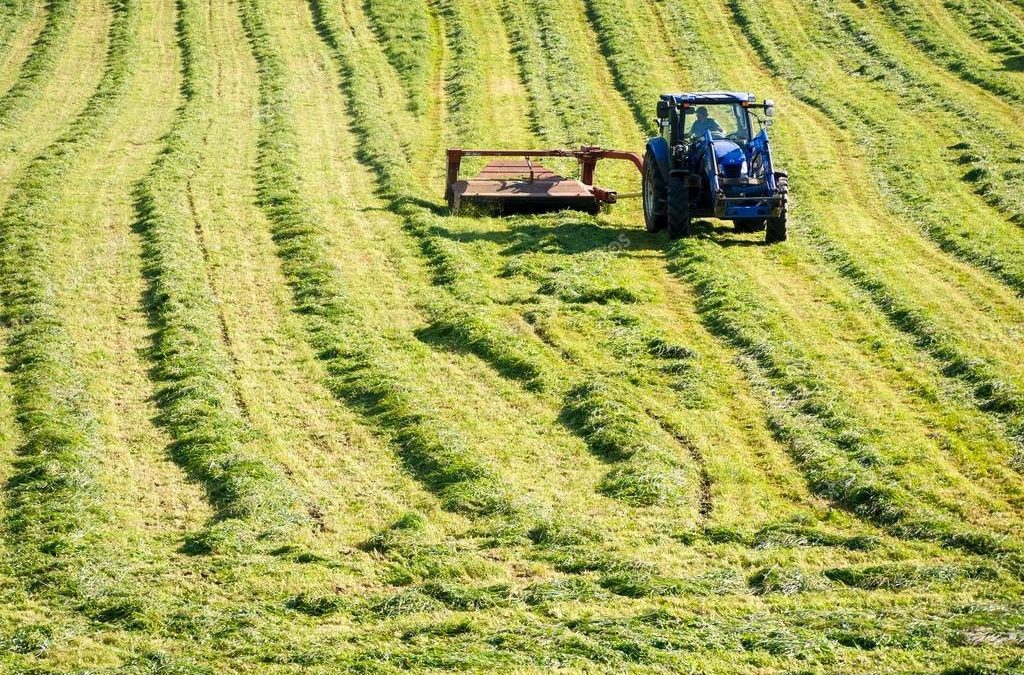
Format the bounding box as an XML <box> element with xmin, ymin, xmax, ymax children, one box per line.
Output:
<box><xmin>766</xmin><ymin>174</ymin><xmax>788</xmax><ymax>243</ymax></box>
<box><xmin>667</xmin><ymin>174</ymin><xmax>692</xmax><ymax>239</ymax></box>
<box><xmin>642</xmin><ymin>149</ymin><xmax>666</xmax><ymax>232</ymax></box>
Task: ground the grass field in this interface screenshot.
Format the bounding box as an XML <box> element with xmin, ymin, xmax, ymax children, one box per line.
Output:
<box><xmin>0</xmin><ymin>0</ymin><xmax>1023</xmax><ymax>670</ymax></box>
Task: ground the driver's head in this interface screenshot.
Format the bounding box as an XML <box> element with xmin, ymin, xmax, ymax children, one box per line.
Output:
<box><xmin>696</xmin><ymin>106</ymin><xmax>709</xmax><ymax>119</ymax></box>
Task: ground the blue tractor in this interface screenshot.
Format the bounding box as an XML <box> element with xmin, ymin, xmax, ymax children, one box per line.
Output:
<box><xmin>642</xmin><ymin>92</ymin><xmax>788</xmax><ymax>242</ymax></box>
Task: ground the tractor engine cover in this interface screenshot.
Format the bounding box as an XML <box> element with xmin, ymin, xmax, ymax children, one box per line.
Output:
<box><xmin>713</xmin><ymin>140</ymin><xmax>747</xmax><ymax>179</ymax></box>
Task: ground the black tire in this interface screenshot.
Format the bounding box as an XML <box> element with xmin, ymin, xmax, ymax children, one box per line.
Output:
<box><xmin>734</xmin><ymin>218</ymin><xmax>766</xmax><ymax>233</ymax></box>
<box><xmin>642</xmin><ymin>148</ymin><xmax>666</xmax><ymax>233</ymax></box>
<box><xmin>667</xmin><ymin>173</ymin><xmax>692</xmax><ymax>239</ymax></box>
<box><xmin>766</xmin><ymin>174</ymin><xmax>788</xmax><ymax>244</ymax></box>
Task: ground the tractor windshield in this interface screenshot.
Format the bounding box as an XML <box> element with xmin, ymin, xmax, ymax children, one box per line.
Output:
<box><xmin>684</xmin><ymin>103</ymin><xmax>751</xmax><ymax>142</ymax></box>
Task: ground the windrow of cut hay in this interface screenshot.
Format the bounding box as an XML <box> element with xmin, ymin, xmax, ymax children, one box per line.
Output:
<box><xmin>703</xmin><ymin>0</ymin><xmax>1024</xmax><ymax>467</ymax></box>
<box><xmin>663</xmin><ymin>0</ymin><xmax>1024</xmax><ymax>475</ymax></box>
<box><xmin>305</xmin><ymin>0</ymin><xmax>567</xmax><ymax>398</ymax></box>
<box><xmin>563</xmin><ymin>378</ymin><xmax>696</xmax><ymax>506</ymax></box>
<box><xmin>942</xmin><ymin>0</ymin><xmax>1024</xmax><ymax>63</ymax></box>
<box><xmin>587</xmin><ymin>0</ymin><xmax>1024</xmax><ymax>562</ymax></box>
<box><xmin>134</xmin><ymin>0</ymin><xmax>309</xmax><ymax>552</ymax></box>
<box><xmin>669</xmin><ymin>239</ymin><xmax>1020</xmax><ymax>560</ymax></box>
<box><xmin>802</xmin><ymin>227</ymin><xmax>1024</xmax><ymax>471</ymax></box>
<box><xmin>825</xmin><ymin>0</ymin><xmax>1024</xmax><ymax>227</ymax></box>
<box><xmin>466</xmin><ymin>0</ymin><xmax>711</xmax><ymax>510</ymax></box>
<box><xmin>0</xmin><ymin>0</ymin><xmax>35</xmax><ymax>60</ymax></box>
<box><xmin>497</xmin><ymin>0</ymin><xmax>606</xmax><ymax>144</ymax></box>
<box><xmin>0</xmin><ymin>0</ymin><xmax>133</xmax><ymax>594</ymax></box>
<box><xmin>311</xmin><ymin>0</ymin><xmax>716</xmax><ymax>535</ymax></box>
<box><xmin>241</xmin><ymin>0</ymin><xmax>516</xmax><ymax>519</ymax></box>
<box><xmin>581</xmin><ymin>0</ymin><xmax>660</xmax><ymax>136</ymax></box>
<box><xmin>363</xmin><ymin>0</ymin><xmax>433</xmax><ymax>114</ymax></box>
<box><xmin>0</xmin><ymin>0</ymin><xmax>76</xmax><ymax>126</ymax></box>
<box><xmin>874</xmin><ymin>0</ymin><xmax>1024</xmax><ymax>103</ymax></box>
<box><xmin>728</xmin><ymin>0</ymin><xmax>1024</xmax><ymax>288</ymax></box>
<box><xmin>433</xmin><ymin>0</ymin><xmax>484</xmax><ymax>145</ymax></box>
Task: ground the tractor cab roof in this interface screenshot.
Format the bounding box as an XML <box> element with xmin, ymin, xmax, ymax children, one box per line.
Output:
<box><xmin>661</xmin><ymin>91</ymin><xmax>757</xmax><ymax>106</ymax></box>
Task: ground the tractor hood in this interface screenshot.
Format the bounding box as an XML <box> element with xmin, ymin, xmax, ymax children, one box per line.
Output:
<box><xmin>712</xmin><ymin>140</ymin><xmax>744</xmax><ymax>166</ymax></box>
<box><xmin>713</xmin><ymin>140</ymin><xmax>747</xmax><ymax>177</ymax></box>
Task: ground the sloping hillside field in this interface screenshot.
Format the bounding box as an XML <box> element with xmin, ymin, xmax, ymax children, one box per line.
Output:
<box><xmin>1</xmin><ymin>0</ymin><xmax>1024</xmax><ymax>670</ymax></box>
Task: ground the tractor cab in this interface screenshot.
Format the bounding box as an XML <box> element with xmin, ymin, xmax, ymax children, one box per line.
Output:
<box><xmin>644</xmin><ymin>91</ymin><xmax>787</xmax><ymax>242</ymax></box>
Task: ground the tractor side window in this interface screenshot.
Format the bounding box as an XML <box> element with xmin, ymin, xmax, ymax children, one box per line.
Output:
<box><xmin>732</xmin><ymin>106</ymin><xmax>751</xmax><ymax>140</ymax></box>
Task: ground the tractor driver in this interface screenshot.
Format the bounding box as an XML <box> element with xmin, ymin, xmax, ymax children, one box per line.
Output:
<box><xmin>689</xmin><ymin>106</ymin><xmax>724</xmax><ymax>140</ymax></box>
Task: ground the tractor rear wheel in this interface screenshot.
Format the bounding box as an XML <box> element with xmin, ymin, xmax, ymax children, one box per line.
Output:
<box><xmin>667</xmin><ymin>174</ymin><xmax>692</xmax><ymax>239</ymax></box>
<box><xmin>734</xmin><ymin>218</ymin><xmax>766</xmax><ymax>233</ymax></box>
<box><xmin>642</xmin><ymin>149</ymin><xmax>666</xmax><ymax>232</ymax></box>
<box><xmin>766</xmin><ymin>174</ymin><xmax>788</xmax><ymax>243</ymax></box>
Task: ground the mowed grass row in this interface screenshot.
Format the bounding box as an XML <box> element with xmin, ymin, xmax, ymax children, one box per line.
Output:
<box><xmin>134</xmin><ymin>0</ymin><xmax>310</xmax><ymax>553</ymax></box>
<box><xmin>492</xmin><ymin>0</ymin><xmax>831</xmax><ymax>526</ymax></box>
<box><xmin>714</xmin><ymin>0</ymin><xmax>1024</xmax><ymax>462</ymax></box>
<box><xmin>412</xmin><ymin>0</ymin><xmax>717</xmax><ymax>511</ymax></box>
<box><xmin>577</xmin><ymin>0</ymin><xmax>1024</xmax><ymax>552</ymax></box>
<box><xmin>655</xmin><ymin>0</ymin><xmax>1024</xmax><ymax>484</ymax></box>
<box><xmin>235</xmin><ymin>0</ymin><xmax>736</xmax><ymax>616</ymax></box>
<box><xmin>0</xmin><ymin>0</ymin><xmax>132</xmax><ymax>596</ymax></box>
<box><xmin>362</xmin><ymin>0</ymin><xmax>433</xmax><ymax>115</ymax></box>
<box><xmin>944</xmin><ymin>0</ymin><xmax>1024</xmax><ymax>64</ymax></box>
<box><xmin>305</xmin><ymin>0</ymin><xmax>670</xmax><ymax>518</ymax></box>
<box><xmin>664</xmin><ymin>0</ymin><xmax>1024</xmax><ymax>468</ymax></box>
<box><xmin>0</xmin><ymin>0</ymin><xmax>76</xmax><ymax>126</ymax></box>
<box><xmin>834</xmin><ymin>0</ymin><xmax>1024</xmax><ymax>226</ymax></box>
<box><xmin>297</xmin><ymin>0</ymin><xmax>792</xmax><ymax>604</ymax></box>
<box><xmin>873</xmin><ymin>0</ymin><xmax>1024</xmax><ymax>102</ymax></box>
<box><xmin>730</xmin><ymin>0</ymin><xmax>1024</xmax><ymax>291</ymax></box>
<box><xmin>290</xmin><ymin>0</ymin><xmax>721</xmax><ymax>571</ymax></box>
<box><xmin>0</xmin><ymin>0</ymin><xmax>35</xmax><ymax>65</ymax></box>
<box><xmin>0</xmin><ymin>0</ymin><xmax>114</xmax><ymax>211</ymax></box>
<box><xmin>498</xmin><ymin>0</ymin><xmax>607</xmax><ymax>144</ymax></box>
<box><xmin>241</xmin><ymin>0</ymin><xmax>524</xmax><ymax>523</ymax></box>
<box><xmin>251</xmin><ymin>0</ymin><xmax>697</xmax><ymax>613</ymax></box>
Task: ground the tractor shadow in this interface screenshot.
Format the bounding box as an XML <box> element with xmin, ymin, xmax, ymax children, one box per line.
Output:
<box><xmin>438</xmin><ymin>212</ymin><xmax>672</xmax><ymax>258</ymax></box>
<box><xmin>436</xmin><ymin>212</ymin><xmax>767</xmax><ymax>264</ymax></box>
<box><xmin>701</xmin><ymin>222</ymin><xmax>769</xmax><ymax>248</ymax></box>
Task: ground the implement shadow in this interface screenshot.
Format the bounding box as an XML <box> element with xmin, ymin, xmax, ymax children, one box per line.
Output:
<box><xmin>437</xmin><ymin>211</ymin><xmax>668</xmax><ymax>257</ymax></box>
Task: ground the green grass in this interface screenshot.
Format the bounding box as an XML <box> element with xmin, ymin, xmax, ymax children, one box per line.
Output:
<box><xmin>363</xmin><ymin>0</ymin><xmax>434</xmax><ymax>114</ymax></box>
<box><xmin>0</xmin><ymin>0</ymin><xmax>133</xmax><ymax>592</ymax></box>
<box><xmin>135</xmin><ymin>0</ymin><xmax>309</xmax><ymax>551</ymax></box>
<box><xmin>497</xmin><ymin>0</ymin><xmax>609</xmax><ymax>145</ymax></box>
<box><xmin>563</xmin><ymin>378</ymin><xmax>694</xmax><ymax>506</ymax></box>
<box><xmin>2</xmin><ymin>0</ymin><xmax>1024</xmax><ymax>668</ymax></box>
<box><xmin>0</xmin><ymin>0</ymin><xmax>76</xmax><ymax>127</ymax></box>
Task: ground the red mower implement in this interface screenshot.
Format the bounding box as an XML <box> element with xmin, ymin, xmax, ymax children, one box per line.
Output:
<box><xmin>445</xmin><ymin>146</ymin><xmax>643</xmax><ymax>214</ymax></box>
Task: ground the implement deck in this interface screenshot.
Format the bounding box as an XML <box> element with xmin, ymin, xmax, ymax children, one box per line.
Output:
<box><xmin>444</xmin><ymin>148</ymin><xmax>644</xmax><ymax>214</ymax></box>
<box><xmin>450</xmin><ymin>159</ymin><xmax>599</xmax><ymax>213</ymax></box>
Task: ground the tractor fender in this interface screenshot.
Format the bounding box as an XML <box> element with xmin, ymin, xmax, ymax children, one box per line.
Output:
<box><xmin>645</xmin><ymin>137</ymin><xmax>672</xmax><ymax>183</ymax></box>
